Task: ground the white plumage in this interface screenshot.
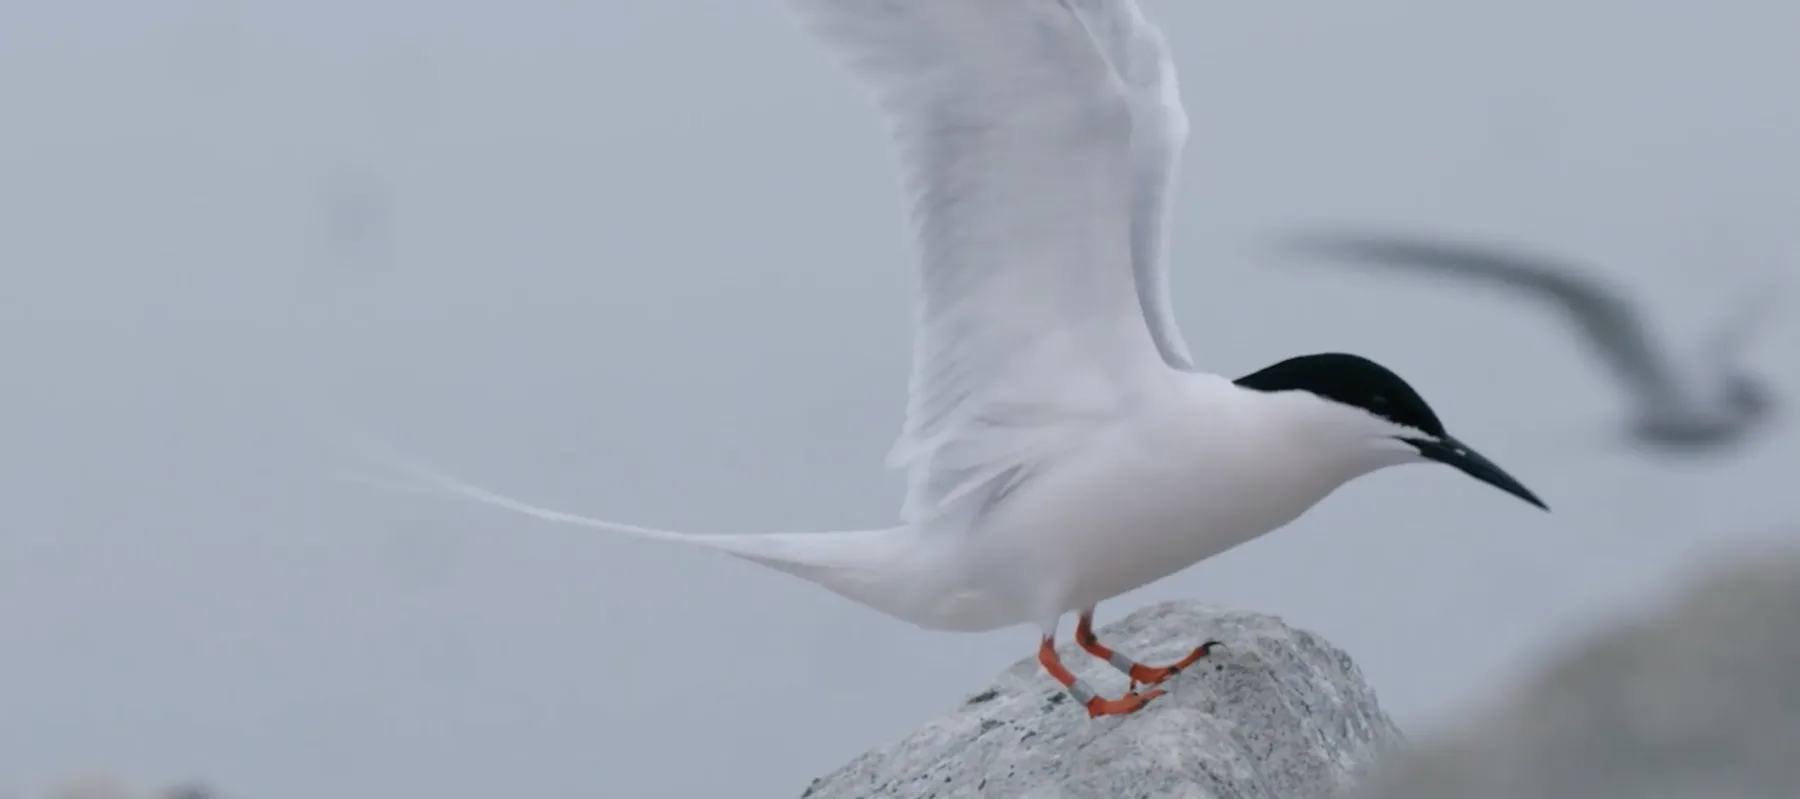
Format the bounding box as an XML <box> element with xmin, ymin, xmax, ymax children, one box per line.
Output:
<box><xmin>371</xmin><ymin>0</ymin><xmax>1546</xmax><ymax>717</ymax></box>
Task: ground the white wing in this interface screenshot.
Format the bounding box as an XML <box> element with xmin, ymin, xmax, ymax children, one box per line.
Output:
<box><xmin>1063</xmin><ymin>0</ymin><xmax>1196</xmax><ymax>370</ymax></box>
<box><xmin>789</xmin><ymin>0</ymin><xmax>1175</xmax><ymax>529</ymax></box>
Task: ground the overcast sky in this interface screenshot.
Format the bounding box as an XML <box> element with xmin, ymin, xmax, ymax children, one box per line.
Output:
<box><xmin>3</xmin><ymin>1</ymin><xmax>1798</xmax><ymax>797</ymax></box>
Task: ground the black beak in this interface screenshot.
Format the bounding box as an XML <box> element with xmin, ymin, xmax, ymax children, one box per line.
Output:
<box><xmin>1403</xmin><ymin>435</ymin><xmax>1548</xmax><ymax>511</ymax></box>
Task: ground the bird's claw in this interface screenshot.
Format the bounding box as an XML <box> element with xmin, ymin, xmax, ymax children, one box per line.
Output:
<box><xmin>1126</xmin><ymin>640</ymin><xmax>1223</xmax><ymax>690</ymax></box>
<box><xmin>1085</xmin><ymin>687</ymin><xmax>1165</xmax><ymax>717</ymax></box>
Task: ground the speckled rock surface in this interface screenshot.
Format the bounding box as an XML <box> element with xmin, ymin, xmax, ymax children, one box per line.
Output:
<box><xmin>1347</xmin><ymin>545</ymin><xmax>1800</xmax><ymax>799</ymax></box>
<box><xmin>800</xmin><ymin>601</ymin><xmax>1403</xmax><ymax>799</ymax></box>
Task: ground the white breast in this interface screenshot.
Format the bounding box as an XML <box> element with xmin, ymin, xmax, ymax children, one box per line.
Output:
<box><xmin>965</xmin><ymin>374</ymin><xmax>1359</xmax><ymax>624</ymax></box>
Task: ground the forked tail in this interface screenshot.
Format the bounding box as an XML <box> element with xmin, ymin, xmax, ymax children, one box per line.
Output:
<box><xmin>352</xmin><ymin>444</ymin><xmax>948</xmax><ymax>627</ymax></box>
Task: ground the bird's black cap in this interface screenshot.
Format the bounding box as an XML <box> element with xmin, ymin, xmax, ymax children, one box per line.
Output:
<box><xmin>1235</xmin><ymin>352</ymin><xmax>1547</xmax><ymax>510</ymax></box>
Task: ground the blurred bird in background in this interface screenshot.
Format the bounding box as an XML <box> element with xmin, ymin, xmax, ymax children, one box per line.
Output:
<box><xmin>1275</xmin><ymin>230</ymin><xmax>1784</xmax><ymax>456</ymax></box>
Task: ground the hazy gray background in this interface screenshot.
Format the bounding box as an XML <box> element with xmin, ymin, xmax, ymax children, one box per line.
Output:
<box><xmin>3</xmin><ymin>1</ymin><xmax>1798</xmax><ymax>796</ymax></box>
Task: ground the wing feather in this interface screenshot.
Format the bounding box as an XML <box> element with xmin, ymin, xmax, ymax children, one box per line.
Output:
<box><xmin>788</xmin><ymin>0</ymin><xmax>1173</xmax><ymax>528</ymax></box>
<box><xmin>1064</xmin><ymin>0</ymin><xmax>1197</xmax><ymax>370</ymax></box>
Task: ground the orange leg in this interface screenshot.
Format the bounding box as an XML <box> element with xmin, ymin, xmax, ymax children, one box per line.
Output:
<box><xmin>1038</xmin><ymin>635</ymin><xmax>1163</xmax><ymax>717</ymax></box>
<box><xmin>1075</xmin><ymin>608</ymin><xmax>1220</xmax><ymax>692</ymax></box>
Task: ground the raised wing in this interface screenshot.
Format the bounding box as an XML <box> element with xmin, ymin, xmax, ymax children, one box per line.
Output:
<box><xmin>1064</xmin><ymin>0</ymin><xmax>1196</xmax><ymax>370</ymax></box>
<box><xmin>789</xmin><ymin>0</ymin><xmax>1169</xmax><ymax>529</ymax></box>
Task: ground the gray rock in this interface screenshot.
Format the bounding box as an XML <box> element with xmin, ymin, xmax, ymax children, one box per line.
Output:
<box><xmin>8</xmin><ymin>775</ymin><xmax>217</xmax><ymax>799</ymax></box>
<box><xmin>801</xmin><ymin>601</ymin><xmax>1404</xmax><ymax>799</ymax></box>
<box><xmin>1349</xmin><ymin>545</ymin><xmax>1800</xmax><ymax>799</ymax></box>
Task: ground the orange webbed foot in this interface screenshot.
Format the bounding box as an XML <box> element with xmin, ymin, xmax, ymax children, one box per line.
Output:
<box><xmin>1126</xmin><ymin>640</ymin><xmax>1223</xmax><ymax>690</ymax></box>
<box><xmin>1085</xmin><ymin>687</ymin><xmax>1165</xmax><ymax>717</ymax></box>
